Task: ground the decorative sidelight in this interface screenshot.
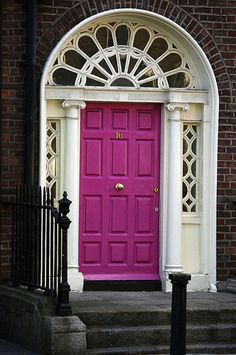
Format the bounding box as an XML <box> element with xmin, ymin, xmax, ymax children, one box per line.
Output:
<box><xmin>182</xmin><ymin>123</ymin><xmax>200</xmax><ymax>214</ymax></box>
<box><xmin>46</xmin><ymin>120</ymin><xmax>61</xmax><ymax>200</ymax></box>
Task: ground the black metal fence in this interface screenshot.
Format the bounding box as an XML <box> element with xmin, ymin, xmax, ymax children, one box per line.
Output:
<box><xmin>10</xmin><ymin>186</ymin><xmax>72</xmax><ymax>315</ymax></box>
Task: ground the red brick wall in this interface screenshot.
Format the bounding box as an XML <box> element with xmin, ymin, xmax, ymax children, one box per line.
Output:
<box><xmin>0</xmin><ymin>2</ymin><xmax>26</xmax><ymax>278</ymax></box>
<box><xmin>1</xmin><ymin>0</ymin><xmax>236</xmax><ymax>280</ymax></box>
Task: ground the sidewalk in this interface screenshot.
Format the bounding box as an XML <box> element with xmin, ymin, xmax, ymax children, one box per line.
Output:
<box><xmin>70</xmin><ymin>289</ymin><xmax>236</xmax><ymax>314</ymax></box>
<box><xmin>0</xmin><ymin>338</ymin><xmax>39</xmax><ymax>354</ymax></box>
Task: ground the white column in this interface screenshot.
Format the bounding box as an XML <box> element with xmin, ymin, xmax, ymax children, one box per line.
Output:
<box><xmin>62</xmin><ymin>100</ymin><xmax>86</xmax><ymax>291</ymax></box>
<box><xmin>165</xmin><ymin>103</ymin><xmax>189</xmax><ymax>275</ymax></box>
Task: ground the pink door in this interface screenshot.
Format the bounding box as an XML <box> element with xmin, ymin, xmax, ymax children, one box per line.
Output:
<box><xmin>79</xmin><ymin>103</ymin><xmax>160</xmax><ymax>280</ymax></box>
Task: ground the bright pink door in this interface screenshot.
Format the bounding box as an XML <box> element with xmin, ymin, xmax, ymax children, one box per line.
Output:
<box><xmin>79</xmin><ymin>103</ymin><xmax>160</xmax><ymax>280</ymax></box>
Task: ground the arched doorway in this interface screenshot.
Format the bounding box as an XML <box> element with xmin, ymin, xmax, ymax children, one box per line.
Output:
<box><xmin>40</xmin><ymin>10</ymin><xmax>218</xmax><ymax>291</ymax></box>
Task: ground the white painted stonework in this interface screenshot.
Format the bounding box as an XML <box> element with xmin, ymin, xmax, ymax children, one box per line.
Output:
<box><xmin>40</xmin><ymin>10</ymin><xmax>219</xmax><ymax>292</ymax></box>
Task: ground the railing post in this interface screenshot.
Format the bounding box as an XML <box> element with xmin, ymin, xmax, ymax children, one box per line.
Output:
<box><xmin>169</xmin><ymin>273</ymin><xmax>191</xmax><ymax>355</ymax></box>
<box><xmin>58</xmin><ymin>191</ymin><xmax>72</xmax><ymax>316</ymax></box>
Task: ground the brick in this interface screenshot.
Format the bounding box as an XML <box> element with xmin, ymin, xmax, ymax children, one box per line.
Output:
<box><xmin>225</xmin><ymin>247</ymin><xmax>236</xmax><ymax>255</ymax></box>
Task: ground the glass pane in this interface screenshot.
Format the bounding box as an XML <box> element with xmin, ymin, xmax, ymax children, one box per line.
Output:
<box><xmin>186</xmin><ymin>176</ymin><xmax>193</xmax><ymax>184</ymax></box>
<box><xmin>133</xmin><ymin>29</ymin><xmax>150</xmax><ymax>50</ymax></box>
<box><xmin>183</xmin><ymin>139</ymin><xmax>188</xmax><ymax>154</ymax></box>
<box><xmin>51</xmin><ymin>122</ymin><xmax>56</xmax><ymax>130</ymax></box>
<box><xmin>167</xmin><ymin>72</ymin><xmax>190</xmax><ymax>88</ymax></box>
<box><xmin>51</xmin><ymin>137</ymin><xmax>56</xmax><ymax>153</ymax></box>
<box><xmin>53</xmin><ymin>68</ymin><xmax>77</xmax><ymax>85</ymax></box>
<box><xmin>183</xmin><ymin>161</ymin><xmax>188</xmax><ymax>177</ymax></box>
<box><xmin>192</xmin><ymin>137</ymin><xmax>197</xmax><ymax>154</ymax></box>
<box><xmin>47</xmin><ymin>175</ymin><xmax>53</xmax><ymax>183</ymax></box>
<box><xmin>91</xmin><ymin>67</ymin><xmax>108</xmax><ymax>80</ymax></box>
<box><xmin>109</xmin><ymin>55</ymin><xmax>118</xmax><ymax>72</ymax></box>
<box><xmin>191</xmin><ymin>184</ymin><xmax>196</xmax><ymax>199</ymax></box>
<box><xmin>116</xmin><ymin>25</ymin><xmax>130</xmax><ymax>45</ymax></box>
<box><xmin>134</xmin><ymin>61</ymin><xmax>147</xmax><ymax>76</ymax></box>
<box><xmin>128</xmin><ymin>57</ymin><xmax>138</xmax><ymax>73</ymax></box>
<box><xmin>86</xmin><ymin>78</ymin><xmax>105</xmax><ymax>86</ymax></box>
<box><xmin>182</xmin><ymin>182</ymin><xmax>187</xmax><ymax>199</ymax></box>
<box><xmin>186</xmin><ymin>154</ymin><xmax>192</xmax><ymax>162</ymax></box>
<box><xmin>64</xmin><ymin>50</ymin><xmax>86</xmax><ymax>69</ymax></box>
<box><xmin>183</xmin><ymin>205</ymin><xmax>188</xmax><ymax>212</ymax></box>
<box><xmin>51</xmin><ymin>182</ymin><xmax>56</xmax><ymax>200</ymax></box>
<box><xmin>140</xmin><ymin>80</ymin><xmax>158</xmax><ymax>87</ymax></box>
<box><xmin>147</xmin><ymin>38</ymin><xmax>168</xmax><ymax>60</ymax></box>
<box><xmin>186</xmin><ymin>130</ymin><xmax>194</xmax><ymax>140</ymax></box>
<box><xmin>139</xmin><ymin>68</ymin><xmax>155</xmax><ymax>81</ymax></box>
<box><xmin>78</xmin><ymin>36</ymin><xmax>98</xmax><ymax>57</ymax></box>
<box><xmin>111</xmin><ymin>78</ymin><xmax>134</xmax><ymax>87</ymax></box>
<box><xmin>186</xmin><ymin>198</ymin><xmax>192</xmax><ymax>206</ymax></box>
<box><xmin>191</xmin><ymin>205</ymin><xmax>196</xmax><ymax>212</ymax></box>
<box><xmin>159</xmin><ymin>53</ymin><xmax>182</xmax><ymax>72</ymax></box>
<box><xmin>99</xmin><ymin>59</ymin><xmax>112</xmax><ymax>75</ymax></box>
<box><xmin>96</xmin><ymin>27</ymin><xmax>113</xmax><ymax>48</ymax></box>
<box><xmin>191</xmin><ymin>160</ymin><xmax>196</xmax><ymax>177</ymax></box>
<box><xmin>47</xmin><ymin>129</ymin><xmax>53</xmax><ymax>137</ymax></box>
<box><xmin>120</xmin><ymin>54</ymin><xmax>127</xmax><ymax>72</ymax></box>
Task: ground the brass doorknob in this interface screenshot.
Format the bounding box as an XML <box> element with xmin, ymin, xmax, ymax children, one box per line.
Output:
<box><xmin>115</xmin><ymin>183</ymin><xmax>124</xmax><ymax>191</ymax></box>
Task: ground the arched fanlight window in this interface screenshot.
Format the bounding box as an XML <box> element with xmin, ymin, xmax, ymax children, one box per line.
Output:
<box><xmin>47</xmin><ymin>21</ymin><xmax>196</xmax><ymax>89</ymax></box>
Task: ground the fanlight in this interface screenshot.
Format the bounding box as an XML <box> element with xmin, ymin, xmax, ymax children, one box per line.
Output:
<box><xmin>47</xmin><ymin>21</ymin><xmax>195</xmax><ymax>89</ymax></box>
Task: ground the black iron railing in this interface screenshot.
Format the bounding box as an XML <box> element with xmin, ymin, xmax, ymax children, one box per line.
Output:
<box><xmin>10</xmin><ymin>186</ymin><xmax>72</xmax><ymax>315</ymax></box>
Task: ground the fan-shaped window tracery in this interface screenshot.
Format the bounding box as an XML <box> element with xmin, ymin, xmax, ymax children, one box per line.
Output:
<box><xmin>47</xmin><ymin>21</ymin><xmax>196</xmax><ymax>89</ymax></box>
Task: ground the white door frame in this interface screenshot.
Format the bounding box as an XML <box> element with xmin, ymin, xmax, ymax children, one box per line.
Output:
<box><xmin>40</xmin><ymin>10</ymin><xmax>219</xmax><ymax>292</ymax></box>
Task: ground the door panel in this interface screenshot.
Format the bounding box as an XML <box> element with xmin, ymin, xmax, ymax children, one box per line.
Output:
<box><xmin>79</xmin><ymin>102</ymin><xmax>160</xmax><ymax>280</ymax></box>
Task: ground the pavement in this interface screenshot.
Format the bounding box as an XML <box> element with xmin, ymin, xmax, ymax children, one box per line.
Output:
<box><xmin>0</xmin><ymin>338</ymin><xmax>39</xmax><ymax>354</ymax></box>
<box><xmin>70</xmin><ymin>289</ymin><xmax>236</xmax><ymax>314</ymax></box>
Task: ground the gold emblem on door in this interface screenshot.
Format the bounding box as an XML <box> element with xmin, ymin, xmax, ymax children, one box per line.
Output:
<box><xmin>153</xmin><ymin>186</ymin><xmax>159</xmax><ymax>193</ymax></box>
<box><xmin>115</xmin><ymin>131</ymin><xmax>123</xmax><ymax>139</ymax></box>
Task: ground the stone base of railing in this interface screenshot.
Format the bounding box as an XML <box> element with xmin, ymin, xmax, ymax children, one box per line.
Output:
<box><xmin>0</xmin><ymin>284</ymin><xmax>86</xmax><ymax>354</ymax></box>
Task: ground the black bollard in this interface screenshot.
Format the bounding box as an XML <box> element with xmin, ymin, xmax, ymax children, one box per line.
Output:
<box><xmin>169</xmin><ymin>273</ymin><xmax>191</xmax><ymax>355</ymax></box>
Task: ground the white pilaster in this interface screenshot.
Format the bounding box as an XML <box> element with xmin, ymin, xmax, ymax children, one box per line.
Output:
<box><xmin>62</xmin><ymin>100</ymin><xmax>86</xmax><ymax>291</ymax></box>
<box><xmin>163</xmin><ymin>103</ymin><xmax>190</xmax><ymax>287</ymax></box>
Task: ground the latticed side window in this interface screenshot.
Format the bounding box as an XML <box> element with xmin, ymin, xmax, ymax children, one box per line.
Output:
<box><xmin>46</xmin><ymin>120</ymin><xmax>61</xmax><ymax>201</ymax></box>
<box><xmin>182</xmin><ymin>123</ymin><xmax>200</xmax><ymax>214</ymax></box>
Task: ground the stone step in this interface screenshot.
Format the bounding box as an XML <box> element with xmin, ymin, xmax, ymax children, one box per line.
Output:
<box><xmin>87</xmin><ymin>345</ymin><xmax>170</xmax><ymax>354</ymax></box>
<box><xmin>87</xmin><ymin>343</ymin><xmax>236</xmax><ymax>354</ymax></box>
<box><xmin>77</xmin><ymin>309</ymin><xmax>171</xmax><ymax>327</ymax></box>
<box><xmin>87</xmin><ymin>325</ymin><xmax>170</xmax><ymax>348</ymax></box>
<box><xmin>187</xmin><ymin>344</ymin><xmax>236</xmax><ymax>354</ymax></box>
<box><xmin>76</xmin><ymin>308</ymin><xmax>236</xmax><ymax>327</ymax></box>
<box><xmin>86</xmin><ymin>323</ymin><xmax>236</xmax><ymax>349</ymax></box>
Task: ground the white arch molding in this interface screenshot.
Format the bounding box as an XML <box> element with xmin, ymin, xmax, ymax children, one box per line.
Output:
<box><xmin>40</xmin><ymin>9</ymin><xmax>219</xmax><ymax>292</ymax></box>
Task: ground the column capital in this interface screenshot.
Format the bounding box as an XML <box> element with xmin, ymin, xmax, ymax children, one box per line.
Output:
<box><xmin>62</xmin><ymin>100</ymin><xmax>86</xmax><ymax>110</ymax></box>
<box><xmin>165</xmin><ymin>102</ymin><xmax>190</xmax><ymax>112</ymax></box>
